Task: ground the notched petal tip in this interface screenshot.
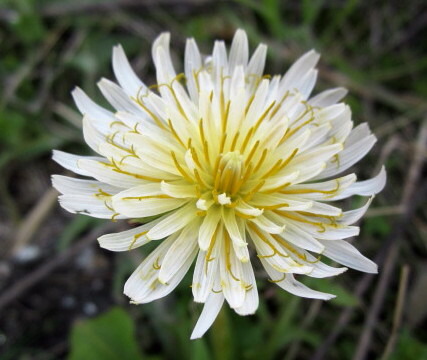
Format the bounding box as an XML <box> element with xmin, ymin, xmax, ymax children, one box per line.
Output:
<box><xmin>112</xmin><ymin>43</ymin><xmax>123</xmax><ymax>52</ymax></box>
<box><xmin>96</xmin><ymin>77</ymin><xmax>109</xmax><ymax>88</ymax></box>
<box><xmin>364</xmin><ymin>261</ymin><xmax>379</xmax><ymax>274</ymax></box>
<box><xmin>50</xmin><ymin>174</ymin><xmax>62</xmax><ymax>193</ymax></box>
<box><xmin>376</xmin><ymin>166</ymin><xmax>387</xmax><ymax>193</ymax></box>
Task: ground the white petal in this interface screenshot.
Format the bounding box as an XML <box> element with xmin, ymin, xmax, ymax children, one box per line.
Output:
<box><xmin>124</xmin><ymin>239</ymin><xmax>166</xmax><ymax>298</ymax></box>
<box><xmin>146</xmin><ymin>201</ymin><xmax>197</xmax><ymax>240</ymax></box>
<box><xmin>292</xmin><ymin>162</ymin><xmax>327</xmax><ymax>185</ymax></box>
<box><xmin>259</xmin><ymin>171</ymin><xmax>300</xmax><ymax>193</ymax></box>
<box><xmin>246</xmin><ymin>43</ymin><xmax>267</xmax><ymax>78</ymax></box>
<box><xmin>278</xmin><ymin>222</ymin><xmax>324</xmax><ymax>252</ymax></box>
<box><xmin>326</xmin><ymin>106</ymin><xmax>353</xmax><ymax>143</ymax></box>
<box><xmin>247</xmin><ymin>226</ymin><xmax>312</xmax><ymax>274</ymax></box>
<box><xmin>298</xmin><ymin>69</ymin><xmax>318</xmax><ymax>99</ymax></box>
<box><xmin>58</xmin><ymin>194</ymin><xmax>125</xmax><ymax>219</ymax></box>
<box><xmin>308</xmin><ymin>259</ymin><xmax>348</xmax><ymax>278</ymax></box>
<box><xmin>318</xmin><ymin>125</ymin><xmax>377</xmax><ymax>179</ymax></box>
<box><xmin>280</xmin><ymin>273</ymin><xmax>335</xmax><ymax>300</ymax></box>
<box><xmin>112</xmin><ymin>44</ymin><xmax>145</xmax><ymax>96</ymax></box>
<box><xmin>52</xmin><ymin>150</ymin><xmax>102</xmax><ymax>177</ymax></box>
<box><xmin>261</xmin><ymin>259</ymin><xmax>334</xmax><ymax>300</ymax></box>
<box><xmin>280</xmin><ymin>50</ymin><xmax>320</xmax><ymax>93</ymax></box>
<box><xmin>347</xmin><ymin>123</ymin><xmax>371</xmax><ymax>146</ymax></box>
<box><xmin>97</xmin><ymin>78</ymin><xmax>141</xmax><ymax>113</ymax></box>
<box><xmin>185</xmin><ymin>38</ymin><xmax>202</xmax><ymax>102</ymax></box>
<box><xmin>332</xmin><ymin>167</ymin><xmax>386</xmax><ymax>200</ymax></box>
<box><xmin>72</xmin><ymin>87</ymin><xmax>114</xmax><ymax>125</ymax></box>
<box><xmin>290</xmin><ymin>143</ymin><xmax>343</xmax><ymax>169</ymax></box>
<box><xmin>82</xmin><ymin>116</ymin><xmax>106</xmax><ymax>153</ymax></box>
<box><xmin>219</xmin><ymin>241</ymin><xmax>245</xmax><ymax>308</ymax></box>
<box><xmin>234</xmin><ymin>259</ymin><xmax>258</xmax><ymax>315</ymax></box>
<box><xmin>212</xmin><ymin>40</ymin><xmax>228</xmax><ymax>71</ymax></box>
<box><xmin>249</xmin><ymin>214</ymin><xmax>285</xmax><ymax>234</ymax></box>
<box><xmin>320</xmin><ymin>239</ymin><xmax>378</xmax><ymax>273</ymax></box>
<box><xmin>192</xmin><ymin>238</ymin><xmax>222</xmax><ymax>303</ymax></box>
<box><xmin>249</xmin><ymin>194</ymin><xmax>313</xmax><ymax>212</ymax></box>
<box><xmin>298</xmin><ymin>200</ymin><xmax>342</xmax><ymax>216</ymax></box>
<box><xmin>52</xmin><ymin>175</ymin><xmax>120</xmax><ymax>196</ymax></box>
<box><xmin>199</xmin><ymin>206</ymin><xmax>221</xmax><ymax>250</ymax></box>
<box><xmin>112</xmin><ymin>185</ymin><xmax>186</xmax><ymax>218</ymax></box>
<box><xmin>233</xmin><ymin>217</ymin><xmax>250</xmax><ymax>262</ymax></box>
<box><xmin>229</xmin><ymin>29</ymin><xmax>249</xmax><ymax>71</ymax></box>
<box><xmin>222</xmin><ymin>207</ymin><xmax>246</xmax><ymax>247</ymax></box>
<box><xmin>98</xmin><ymin>215</ymin><xmax>168</xmax><ymax>251</ymax></box>
<box><xmin>159</xmin><ymin>221</ymin><xmax>199</xmax><ymax>284</ymax></box>
<box><xmin>268</xmin><ymin>208</ymin><xmax>358</xmax><ymax>241</ymax></box>
<box><xmin>190</xmin><ymin>292</ymin><xmax>224</xmax><ymax>340</ymax></box>
<box><xmin>124</xmin><ymin>233</ymin><xmax>185</xmax><ymax>303</ymax></box>
<box><xmin>77</xmin><ymin>158</ymin><xmax>147</xmax><ymax>188</ymax></box>
<box><xmin>114</xmin><ymin>110</ymin><xmax>161</xmax><ymax>132</ymax></box>
<box><xmin>245</xmin><ymin>79</ymin><xmax>269</xmax><ymax>128</ymax></box>
<box><xmin>152</xmin><ymin>32</ymin><xmax>176</xmax><ymax>83</ymax></box>
<box><xmin>339</xmin><ymin>197</ymin><xmax>373</xmax><ymax>225</ymax></box>
<box><xmin>316</xmin><ymin>103</ymin><xmax>347</xmax><ymax>122</ymax></box>
<box><xmin>160</xmin><ymin>180</ymin><xmax>198</xmax><ymax>198</ymax></box>
<box><xmin>281</xmin><ymin>173</ymin><xmax>356</xmax><ymax>201</ymax></box>
<box><xmin>309</xmin><ymin>87</ymin><xmax>348</xmax><ymax>107</ymax></box>
<box><xmin>235</xmin><ymin>201</ymin><xmax>264</xmax><ymax>217</ymax></box>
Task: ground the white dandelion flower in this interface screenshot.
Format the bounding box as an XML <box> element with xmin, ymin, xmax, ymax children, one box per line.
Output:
<box><xmin>53</xmin><ymin>29</ymin><xmax>386</xmax><ymax>339</ymax></box>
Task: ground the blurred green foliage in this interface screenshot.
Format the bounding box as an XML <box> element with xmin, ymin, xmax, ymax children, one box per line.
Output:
<box><xmin>68</xmin><ymin>307</ymin><xmax>144</xmax><ymax>360</ymax></box>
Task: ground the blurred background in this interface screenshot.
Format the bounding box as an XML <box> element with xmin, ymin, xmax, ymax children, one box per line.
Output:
<box><xmin>1</xmin><ymin>0</ymin><xmax>426</xmax><ymax>359</ymax></box>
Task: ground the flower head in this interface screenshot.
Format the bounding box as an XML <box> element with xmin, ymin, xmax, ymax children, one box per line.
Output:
<box><xmin>53</xmin><ymin>29</ymin><xmax>386</xmax><ymax>339</ymax></box>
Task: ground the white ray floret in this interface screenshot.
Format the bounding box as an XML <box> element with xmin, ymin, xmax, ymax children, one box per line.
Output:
<box><xmin>53</xmin><ymin>29</ymin><xmax>386</xmax><ymax>339</ymax></box>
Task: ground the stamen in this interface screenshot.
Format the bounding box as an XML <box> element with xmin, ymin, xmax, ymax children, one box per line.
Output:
<box><xmin>194</xmin><ymin>168</ymin><xmax>209</xmax><ymax>189</ymax></box>
<box><xmin>111</xmin><ymin>213</ymin><xmax>120</xmax><ymax>222</ymax></box>
<box><xmin>268</xmin><ymin>274</ymin><xmax>286</xmax><ymax>283</ymax></box>
<box><xmin>109</xmin><ymin>121</ymin><xmax>125</xmax><ymax>129</ymax></box>
<box><xmin>244</xmin><ymin>95</ymin><xmax>255</xmax><ymax>115</ymax></box>
<box><xmin>269</xmin><ymin>90</ymin><xmax>290</xmax><ymax>119</ymax></box>
<box><xmin>276</xmin><ymin>148</ymin><xmax>299</xmax><ymax>172</ymax></box>
<box><xmin>261</xmin><ymin>158</ymin><xmax>283</xmax><ymax>179</ymax></box>
<box><xmin>279</xmin><ymin>179</ymin><xmax>340</xmax><ymax>196</ymax></box>
<box><xmin>128</xmin><ymin>231</ymin><xmax>149</xmax><ymax>250</ymax></box>
<box><xmin>107</xmin><ymin>159</ymin><xmax>163</xmax><ymax>182</ymax></box>
<box><xmin>245</xmin><ymin>140</ymin><xmax>260</xmax><ymax>165</ymax></box>
<box><xmin>281</xmin><ymin>116</ymin><xmax>316</xmax><ymax>144</ymax></box>
<box><xmin>122</xmin><ymin>195</ymin><xmax>172</xmax><ymax>200</ymax></box>
<box><xmin>170</xmin><ymin>151</ymin><xmax>194</xmax><ymax>183</ymax></box>
<box><xmin>252</xmin><ymin>148</ymin><xmax>268</xmax><ymax>173</ymax></box>
<box><xmin>204</xmin><ymin>224</ymin><xmax>219</xmax><ymax>275</ymax></box>
<box><xmin>235</xmin><ymin>211</ymin><xmax>256</xmax><ymax>220</ymax></box>
<box><xmin>132</xmin><ymin>95</ymin><xmax>167</xmax><ymax>130</ymax></box>
<box><xmin>243</xmin><ymin>180</ymin><xmax>265</xmax><ymax>202</ymax></box>
<box><xmin>270</xmin><ymin>234</ymin><xmax>306</xmax><ymax>264</ymax></box>
<box><xmin>221</xmin><ymin>100</ymin><xmax>231</xmax><ymax>133</ymax></box>
<box><xmin>262</xmin><ymin>182</ymin><xmax>291</xmax><ymax>194</ymax></box>
<box><xmin>190</xmin><ymin>146</ymin><xmax>203</xmax><ymax>169</ymax></box>
<box><xmin>248</xmin><ymin>223</ymin><xmax>288</xmax><ymax>258</ymax></box>
<box><xmin>168</xmin><ymin>119</ymin><xmax>186</xmax><ymax>148</ymax></box>
<box><xmin>240</xmin><ymin>127</ymin><xmax>254</xmax><ymax>153</ymax></box>
<box><xmin>219</xmin><ymin>132</ymin><xmax>227</xmax><ymax>153</ymax></box>
<box><xmin>95</xmin><ymin>189</ymin><xmax>112</xmax><ymax>198</ymax></box>
<box><xmin>230</xmin><ymin>131</ymin><xmax>240</xmax><ymax>152</ymax></box>
<box><xmin>232</xmin><ymin>163</ymin><xmax>253</xmax><ymax>196</ymax></box>
<box><xmin>153</xmin><ymin>257</ymin><xmax>161</xmax><ymax>270</ymax></box>
<box><xmin>253</xmin><ymin>101</ymin><xmax>276</xmax><ymax>131</ymax></box>
<box><xmin>224</xmin><ymin>231</ymin><xmax>241</xmax><ymax>282</ymax></box>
